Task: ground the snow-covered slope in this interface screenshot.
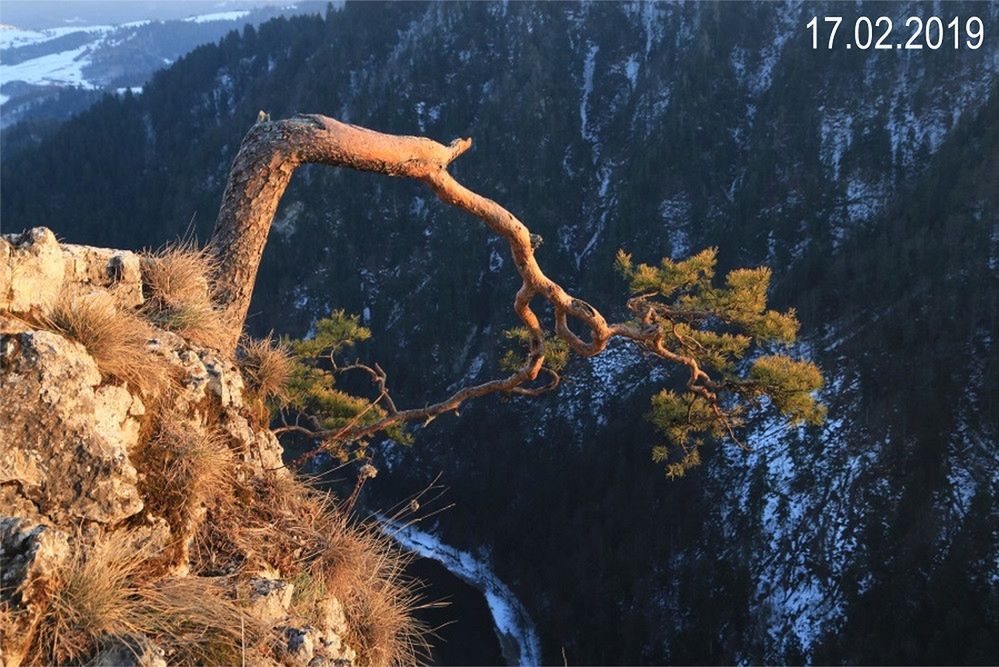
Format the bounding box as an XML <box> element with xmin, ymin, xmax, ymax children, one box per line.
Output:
<box><xmin>0</xmin><ymin>23</ymin><xmax>127</xmax><ymax>95</ymax></box>
<box><xmin>0</xmin><ymin>5</ymin><xmax>309</xmax><ymax>127</ymax></box>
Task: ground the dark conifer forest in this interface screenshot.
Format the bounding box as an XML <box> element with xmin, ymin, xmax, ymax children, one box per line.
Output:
<box><xmin>2</xmin><ymin>2</ymin><xmax>997</xmax><ymax>663</ymax></box>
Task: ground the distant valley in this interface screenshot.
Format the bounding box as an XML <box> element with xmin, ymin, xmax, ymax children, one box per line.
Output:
<box><xmin>0</xmin><ymin>2</ymin><xmax>322</xmax><ymax>128</ymax></box>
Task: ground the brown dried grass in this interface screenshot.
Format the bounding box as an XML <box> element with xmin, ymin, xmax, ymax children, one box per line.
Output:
<box><xmin>239</xmin><ymin>334</ymin><xmax>293</xmax><ymax>405</ymax></box>
<box><xmin>141</xmin><ymin>244</ymin><xmax>231</xmax><ymax>351</ymax></box>
<box><xmin>342</xmin><ymin>572</ymin><xmax>430</xmax><ymax>667</ymax></box>
<box><xmin>26</xmin><ymin>531</ymin><xmax>265</xmax><ymax>666</ymax></box>
<box><xmin>194</xmin><ymin>473</ymin><xmax>430</xmax><ymax>665</ymax></box>
<box><xmin>48</xmin><ymin>288</ymin><xmax>171</xmax><ymax>398</ymax></box>
<box><xmin>136</xmin><ymin>576</ymin><xmax>263</xmax><ymax>665</ymax></box>
<box><xmin>30</xmin><ymin>531</ymin><xmax>149</xmax><ymax>664</ymax></box>
<box><xmin>135</xmin><ymin>419</ymin><xmax>235</xmax><ymax>548</ymax></box>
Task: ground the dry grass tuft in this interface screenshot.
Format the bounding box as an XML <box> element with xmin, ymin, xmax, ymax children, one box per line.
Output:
<box><xmin>136</xmin><ymin>576</ymin><xmax>263</xmax><ymax>665</ymax></box>
<box><xmin>141</xmin><ymin>244</ymin><xmax>231</xmax><ymax>351</ymax></box>
<box><xmin>193</xmin><ymin>474</ymin><xmax>339</xmax><ymax>577</ymax></box>
<box><xmin>239</xmin><ymin>335</ymin><xmax>293</xmax><ymax>407</ymax></box>
<box><xmin>49</xmin><ymin>288</ymin><xmax>171</xmax><ymax>398</ymax></box>
<box><xmin>342</xmin><ymin>573</ymin><xmax>431</xmax><ymax>667</ymax></box>
<box><xmin>135</xmin><ymin>419</ymin><xmax>235</xmax><ymax>549</ymax></box>
<box><xmin>27</xmin><ymin>531</ymin><xmax>264</xmax><ymax>666</ymax></box>
<box><xmin>194</xmin><ymin>474</ymin><xmax>430</xmax><ymax>665</ymax></box>
<box><xmin>325</xmin><ymin>520</ymin><xmax>431</xmax><ymax>666</ymax></box>
<box><xmin>288</xmin><ymin>561</ymin><xmax>430</xmax><ymax>666</ymax></box>
<box><xmin>29</xmin><ymin>531</ymin><xmax>157</xmax><ymax>664</ymax></box>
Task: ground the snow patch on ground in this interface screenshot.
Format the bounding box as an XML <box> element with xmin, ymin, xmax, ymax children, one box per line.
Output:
<box><xmin>574</xmin><ymin>162</ymin><xmax>615</xmax><ymax>270</ymax></box>
<box><xmin>989</xmin><ymin>222</ymin><xmax>999</xmax><ymax>272</ymax></box>
<box><xmin>710</xmin><ymin>367</ymin><xmax>882</xmax><ymax>659</ymax></box>
<box><xmin>273</xmin><ymin>200</ymin><xmax>304</xmax><ymax>238</ymax></box>
<box><xmin>819</xmin><ymin>110</ymin><xmax>853</xmax><ymax>181</ymax></box>
<box><xmin>623</xmin><ymin>54</ymin><xmax>639</xmax><ymax>89</ymax></box>
<box><xmin>1</xmin><ymin>8</ymin><xmax>273</xmax><ymax>98</ymax></box>
<box><xmin>489</xmin><ymin>248</ymin><xmax>504</xmax><ymax>272</ymax></box>
<box><xmin>413</xmin><ymin>101</ymin><xmax>442</xmax><ymax>132</ymax></box>
<box><xmin>730</xmin><ymin>46</ymin><xmax>747</xmax><ymax>79</ymax></box>
<box><xmin>844</xmin><ymin>177</ymin><xmax>884</xmax><ymax>225</ymax></box>
<box><xmin>183</xmin><ymin>10</ymin><xmax>251</xmax><ymax>24</ymax></box>
<box><xmin>659</xmin><ymin>193</ymin><xmax>691</xmax><ymax>258</ymax></box>
<box><xmin>748</xmin><ymin>7</ymin><xmax>797</xmax><ymax>96</ymax></box>
<box><xmin>937</xmin><ymin>336</ymin><xmax>999</xmax><ymax>555</ymax></box>
<box><xmin>0</xmin><ymin>43</ymin><xmax>95</xmax><ymax>88</ymax></box>
<box><xmin>637</xmin><ymin>1</ymin><xmax>664</xmax><ymax>57</ymax></box>
<box><xmin>0</xmin><ymin>23</ymin><xmax>114</xmax><ymax>50</ymax></box>
<box><xmin>579</xmin><ymin>43</ymin><xmax>599</xmax><ymax>148</ymax></box>
<box><xmin>553</xmin><ymin>340</ymin><xmax>656</xmax><ymax>431</ymax></box>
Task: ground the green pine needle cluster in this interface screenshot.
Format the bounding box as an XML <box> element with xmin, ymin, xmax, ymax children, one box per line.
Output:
<box><xmin>617</xmin><ymin>248</ymin><xmax>825</xmax><ymax>477</ymax></box>
<box><xmin>746</xmin><ymin>355</ymin><xmax>827</xmax><ymax>425</ymax></box>
<box><xmin>500</xmin><ymin>326</ymin><xmax>570</xmax><ymax>374</ymax></box>
<box><xmin>289</xmin><ymin>309</ymin><xmax>372</xmax><ymax>358</ymax></box>
<box><xmin>283</xmin><ymin>311</ymin><xmax>410</xmax><ymax>461</ymax></box>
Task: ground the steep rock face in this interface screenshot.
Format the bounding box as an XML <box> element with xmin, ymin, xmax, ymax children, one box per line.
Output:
<box><xmin>0</xmin><ymin>518</ymin><xmax>70</xmax><ymax>606</ymax></box>
<box><xmin>1</xmin><ymin>328</ymin><xmax>145</xmax><ymax>525</ymax></box>
<box><xmin>0</xmin><ymin>229</ymin><xmax>357</xmax><ymax>667</ymax></box>
<box><xmin>0</xmin><ymin>518</ymin><xmax>72</xmax><ymax>667</ymax></box>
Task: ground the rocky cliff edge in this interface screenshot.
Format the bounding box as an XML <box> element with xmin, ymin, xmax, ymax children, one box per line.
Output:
<box><xmin>0</xmin><ymin>229</ymin><xmax>415</xmax><ymax>666</ymax></box>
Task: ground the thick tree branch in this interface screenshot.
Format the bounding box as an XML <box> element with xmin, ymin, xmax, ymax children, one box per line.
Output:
<box><xmin>210</xmin><ymin>114</ymin><xmax>746</xmax><ymax>460</ymax></box>
<box><xmin>211</xmin><ymin>115</ymin><xmax>473</xmax><ymax>351</ymax></box>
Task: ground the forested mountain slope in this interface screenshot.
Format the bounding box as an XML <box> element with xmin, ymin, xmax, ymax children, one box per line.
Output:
<box><xmin>2</xmin><ymin>2</ymin><xmax>997</xmax><ymax>663</ymax></box>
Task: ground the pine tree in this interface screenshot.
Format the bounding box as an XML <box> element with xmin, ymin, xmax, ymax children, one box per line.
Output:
<box><xmin>615</xmin><ymin>247</ymin><xmax>824</xmax><ymax>476</ymax></box>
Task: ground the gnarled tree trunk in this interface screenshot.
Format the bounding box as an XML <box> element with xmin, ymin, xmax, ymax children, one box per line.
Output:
<box><xmin>210</xmin><ymin>115</ymin><xmax>472</xmax><ymax>352</ymax></box>
<box><xmin>210</xmin><ymin>114</ymin><xmax>615</xmax><ymax>357</ymax></box>
<box><xmin>208</xmin><ymin>113</ymin><xmax>748</xmax><ymax>451</ymax></box>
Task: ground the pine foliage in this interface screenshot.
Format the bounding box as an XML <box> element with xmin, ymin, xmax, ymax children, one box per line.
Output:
<box><xmin>501</xmin><ymin>326</ymin><xmax>570</xmax><ymax>373</ymax></box>
<box><xmin>617</xmin><ymin>248</ymin><xmax>825</xmax><ymax>477</ymax></box>
<box><xmin>283</xmin><ymin>311</ymin><xmax>410</xmax><ymax>461</ymax></box>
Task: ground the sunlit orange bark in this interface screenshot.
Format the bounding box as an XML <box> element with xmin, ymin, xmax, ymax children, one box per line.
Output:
<box><xmin>210</xmin><ymin>114</ymin><xmax>723</xmax><ymax>453</ymax></box>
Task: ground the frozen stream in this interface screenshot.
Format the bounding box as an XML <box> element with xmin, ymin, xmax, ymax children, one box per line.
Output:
<box><xmin>380</xmin><ymin>518</ymin><xmax>543</xmax><ymax>666</ymax></box>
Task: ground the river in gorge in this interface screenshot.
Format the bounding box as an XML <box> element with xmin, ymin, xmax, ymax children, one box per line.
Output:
<box><xmin>383</xmin><ymin>519</ymin><xmax>543</xmax><ymax>666</ymax></box>
<box><xmin>293</xmin><ymin>446</ymin><xmax>541</xmax><ymax>665</ymax></box>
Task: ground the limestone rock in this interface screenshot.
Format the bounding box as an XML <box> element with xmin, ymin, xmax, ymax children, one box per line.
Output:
<box><xmin>61</xmin><ymin>243</ymin><xmax>143</xmax><ymax>310</ymax></box>
<box><xmin>0</xmin><ymin>518</ymin><xmax>70</xmax><ymax>605</ymax></box>
<box><xmin>278</xmin><ymin>623</ymin><xmax>357</xmax><ymax>667</ymax></box>
<box><xmin>0</xmin><ymin>518</ymin><xmax>71</xmax><ymax>667</ymax></box>
<box><xmin>0</xmin><ymin>330</ymin><xmax>144</xmax><ymax>525</ymax></box>
<box><xmin>87</xmin><ymin>635</ymin><xmax>167</xmax><ymax>667</ymax></box>
<box><xmin>247</xmin><ymin>577</ymin><xmax>295</xmax><ymax>626</ymax></box>
<box><xmin>0</xmin><ymin>230</ymin><xmax>360</xmax><ymax>666</ymax></box>
<box><xmin>0</xmin><ymin>228</ymin><xmax>143</xmax><ymax>316</ymax></box>
<box><xmin>283</xmin><ymin>626</ymin><xmax>317</xmax><ymax>666</ymax></box>
<box><xmin>0</xmin><ymin>228</ymin><xmax>64</xmax><ymax>315</ymax></box>
<box><xmin>203</xmin><ymin>351</ymin><xmax>245</xmax><ymax>408</ymax></box>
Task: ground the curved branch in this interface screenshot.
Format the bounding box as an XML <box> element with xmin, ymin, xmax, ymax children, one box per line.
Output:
<box><xmin>210</xmin><ymin>114</ymin><xmax>472</xmax><ymax>351</ymax></box>
<box><xmin>210</xmin><ymin>113</ymin><xmax>738</xmax><ymax>459</ymax></box>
